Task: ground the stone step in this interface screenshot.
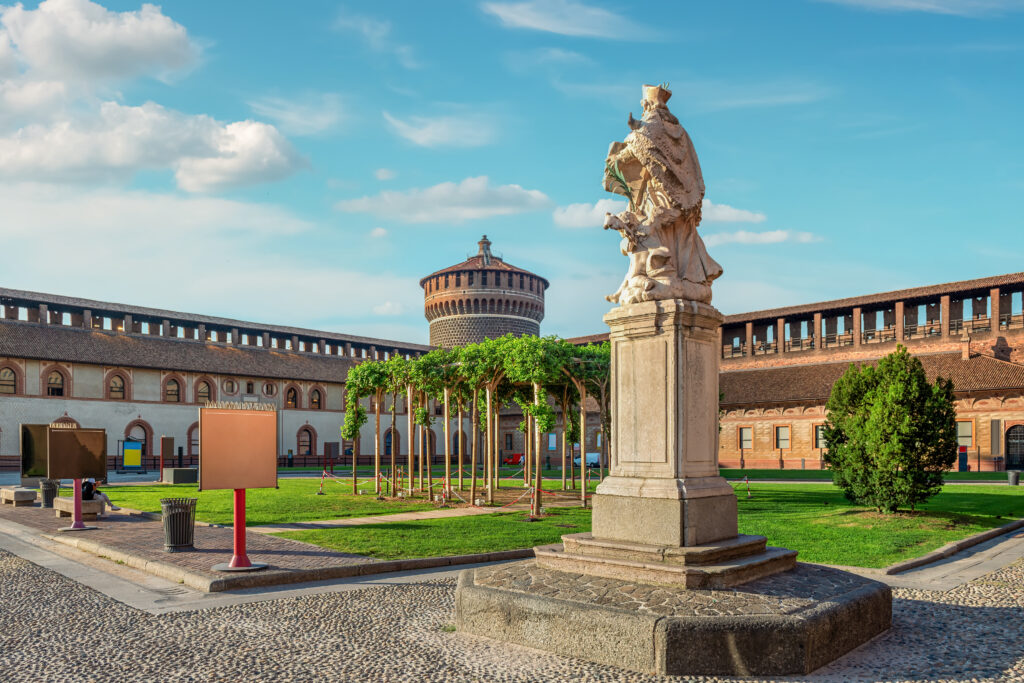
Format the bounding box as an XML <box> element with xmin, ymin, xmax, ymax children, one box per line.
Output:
<box><xmin>561</xmin><ymin>532</ymin><xmax>767</xmax><ymax>567</ymax></box>
<box><xmin>534</xmin><ymin>544</ymin><xmax>798</xmax><ymax>589</ymax></box>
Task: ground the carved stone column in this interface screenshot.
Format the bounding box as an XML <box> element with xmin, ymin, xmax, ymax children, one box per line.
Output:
<box><xmin>593</xmin><ymin>299</ymin><xmax>736</xmax><ymax>547</ymax></box>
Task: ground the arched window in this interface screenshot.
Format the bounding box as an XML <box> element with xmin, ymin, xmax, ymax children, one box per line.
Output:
<box><xmin>164</xmin><ymin>379</ymin><xmax>180</xmax><ymax>402</ymax></box>
<box><xmin>109</xmin><ymin>375</ymin><xmax>125</xmax><ymax>400</ymax></box>
<box><xmin>196</xmin><ymin>381</ymin><xmax>211</xmax><ymax>404</ymax></box>
<box><xmin>286</xmin><ymin>387</ymin><xmax>298</xmax><ymax>408</ymax></box>
<box><xmin>310</xmin><ymin>389</ymin><xmax>322</xmax><ymax>410</ymax></box>
<box><xmin>187</xmin><ymin>422</ymin><xmax>199</xmax><ymax>460</ymax></box>
<box><xmin>384</xmin><ymin>429</ymin><xmax>400</xmax><ymax>456</ymax></box>
<box><xmin>47</xmin><ymin>371</ymin><xmax>65</xmax><ymax>397</ymax></box>
<box><xmin>127</xmin><ymin>422</ymin><xmax>150</xmax><ymax>457</ymax></box>
<box><xmin>298</xmin><ymin>426</ymin><xmax>315</xmax><ymax>456</ymax></box>
<box><xmin>0</xmin><ymin>368</ymin><xmax>16</xmax><ymax>395</ymax></box>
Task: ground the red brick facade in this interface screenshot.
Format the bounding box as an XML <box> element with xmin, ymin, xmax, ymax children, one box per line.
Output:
<box><xmin>421</xmin><ymin>236</ymin><xmax>547</xmax><ymax>348</ymax></box>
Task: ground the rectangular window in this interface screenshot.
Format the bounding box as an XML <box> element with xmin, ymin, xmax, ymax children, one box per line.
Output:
<box><xmin>504</xmin><ymin>433</ymin><xmax>513</xmax><ymax>450</ymax></box>
<box><xmin>482</xmin><ymin>272</ymin><xmax>487</xmax><ymax>286</ymax></box>
<box><xmin>956</xmin><ymin>421</ymin><xmax>973</xmax><ymax>448</ymax></box>
<box><xmin>814</xmin><ymin>425</ymin><xmax>826</xmax><ymax>449</ymax></box>
<box><xmin>548</xmin><ymin>433</ymin><xmax>556</xmax><ymax>450</ymax></box>
<box><xmin>775</xmin><ymin>425</ymin><xmax>791</xmax><ymax>449</ymax></box>
<box><xmin>455</xmin><ymin>273</ymin><xmax>461</xmax><ymax>286</ymax></box>
<box><xmin>739</xmin><ymin>427</ymin><xmax>752</xmax><ymax>450</ymax></box>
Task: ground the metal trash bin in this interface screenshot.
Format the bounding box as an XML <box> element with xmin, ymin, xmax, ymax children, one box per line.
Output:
<box><xmin>1010</xmin><ymin>471</ymin><xmax>1020</xmax><ymax>486</ymax></box>
<box><xmin>40</xmin><ymin>479</ymin><xmax>59</xmax><ymax>508</ymax></box>
<box><xmin>160</xmin><ymin>498</ymin><xmax>197</xmax><ymax>552</ymax></box>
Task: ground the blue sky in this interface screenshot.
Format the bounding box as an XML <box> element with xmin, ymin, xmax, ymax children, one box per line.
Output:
<box><xmin>1</xmin><ymin>0</ymin><xmax>1022</xmax><ymax>344</ymax></box>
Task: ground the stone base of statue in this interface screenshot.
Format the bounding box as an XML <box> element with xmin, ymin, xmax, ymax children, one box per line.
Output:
<box><xmin>454</xmin><ymin>299</ymin><xmax>891</xmax><ymax>675</ymax></box>
<box><xmin>455</xmin><ymin>559</ymin><xmax>891</xmax><ymax>676</ymax></box>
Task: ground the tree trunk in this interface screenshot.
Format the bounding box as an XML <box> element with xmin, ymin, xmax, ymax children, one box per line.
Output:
<box><xmin>457</xmin><ymin>403</ymin><xmax>464</xmax><ymax>491</ymax></box>
<box><xmin>374</xmin><ymin>390</ymin><xmax>382</xmax><ymax>496</ymax></box>
<box><xmin>579</xmin><ymin>384</ymin><xmax>587</xmax><ymax>507</ymax></box>
<box><xmin>406</xmin><ymin>385</ymin><xmax>415</xmax><ymax>495</ymax></box>
<box><xmin>485</xmin><ymin>386</ymin><xmax>494</xmax><ymax>504</ymax></box>
<box><xmin>560</xmin><ymin>388</ymin><xmax>568</xmax><ymax>491</ymax></box>
<box><xmin>469</xmin><ymin>389</ymin><xmax>479</xmax><ymax>504</ymax></box>
<box><xmin>533</xmin><ymin>383</ymin><xmax>543</xmax><ymax>517</ymax></box>
<box><xmin>390</xmin><ymin>393</ymin><xmax>397</xmax><ymax>495</ymax></box>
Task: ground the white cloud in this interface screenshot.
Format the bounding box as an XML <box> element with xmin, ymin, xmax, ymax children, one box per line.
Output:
<box><xmin>374</xmin><ymin>168</ymin><xmax>396</xmax><ymax>181</ymax></box>
<box><xmin>701</xmin><ymin>200</ymin><xmax>766</xmax><ymax>223</ymax></box>
<box><xmin>689</xmin><ymin>80</ymin><xmax>833</xmax><ymax>112</ymax></box>
<box><xmin>334</xmin><ymin>10</ymin><xmax>418</xmax><ymax>68</ymax></box>
<box><xmin>369</xmin><ymin>227</ymin><xmax>388</xmax><ymax>238</ymax></box>
<box><xmin>0</xmin><ymin>101</ymin><xmax>303</xmax><ymax>192</ymax></box>
<box><xmin>0</xmin><ymin>29</ymin><xmax>17</xmax><ymax>77</ymax></box>
<box><xmin>553</xmin><ymin>198</ymin><xmax>765</xmax><ymax>228</ymax></box>
<box><xmin>553</xmin><ymin>198</ymin><xmax>627</xmax><ymax>228</ymax></box>
<box><xmin>704</xmin><ymin>230</ymin><xmax>822</xmax><ymax>247</ymax></box>
<box><xmin>248</xmin><ymin>93</ymin><xmax>343</xmax><ymax>136</ymax></box>
<box><xmin>336</xmin><ymin>176</ymin><xmax>552</xmax><ymax>223</ymax></box>
<box><xmin>505</xmin><ymin>47</ymin><xmax>592</xmax><ymax>73</ymax></box>
<box><xmin>0</xmin><ymin>183</ymin><xmax>421</xmax><ymax>333</ymax></box>
<box><xmin>175</xmin><ymin>119</ymin><xmax>304</xmax><ymax>193</ymax></box>
<box><xmin>0</xmin><ymin>0</ymin><xmax>198</xmax><ymax>82</ymax></box>
<box><xmin>382</xmin><ymin>111</ymin><xmax>496</xmax><ymax>148</ymax></box>
<box><xmin>815</xmin><ymin>0</ymin><xmax>1024</xmax><ymax>15</ymax></box>
<box><xmin>372</xmin><ymin>301</ymin><xmax>405</xmax><ymax>316</ymax></box>
<box><xmin>482</xmin><ymin>0</ymin><xmax>649</xmax><ymax>39</ymax></box>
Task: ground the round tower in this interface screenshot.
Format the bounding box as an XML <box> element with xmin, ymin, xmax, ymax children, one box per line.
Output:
<box><xmin>421</xmin><ymin>235</ymin><xmax>548</xmax><ymax>348</ymax></box>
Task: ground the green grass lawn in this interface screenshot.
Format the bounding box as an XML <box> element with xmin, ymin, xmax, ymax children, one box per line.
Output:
<box><xmin>77</xmin><ymin>479</ymin><xmax>436</xmax><ymax>526</ymax></box>
<box><xmin>274</xmin><ymin>483</ymin><xmax>1023</xmax><ymax>567</ymax></box>
<box><xmin>275</xmin><ymin>506</ymin><xmax>592</xmax><ymax>560</ymax></box>
<box><xmin>721</xmin><ymin>468</ymin><xmax>1010</xmax><ymax>482</ymax></box>
<box><xmin>734</xmin><ymin>483</ymin><xmax>1023</xmax><ymax>567</ymax></box>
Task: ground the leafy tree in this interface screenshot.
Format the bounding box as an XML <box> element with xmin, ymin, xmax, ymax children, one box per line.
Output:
<box><xmin>823</xmin><ymin>346</ymin><xmax>957</xmax><ymax>513</ymax></box>
<box><xmin>342</xmin><ymin>360</ymin><xmax>388</xmax><ymax>495</ymax></box>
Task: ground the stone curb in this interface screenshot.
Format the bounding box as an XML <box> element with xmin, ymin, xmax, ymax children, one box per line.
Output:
<box><xmin>884</xmin><ymin>518</ymin><xmax>1024</xmax><ymax>575</ymax></box>
<box><xmin>39</xmin><ymin>527</ymin><xmax>534</xmax><ymax>592</ymax></box>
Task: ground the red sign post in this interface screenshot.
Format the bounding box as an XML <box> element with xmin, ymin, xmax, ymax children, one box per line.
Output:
<box><xmin>198</xmin><ymin>404</ymin><xmax>278</xmax><ymax>572</ymax></box>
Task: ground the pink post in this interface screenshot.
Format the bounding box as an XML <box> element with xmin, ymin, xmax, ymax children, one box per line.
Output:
<box><xmin>229</xmin><ymin>488</ymin><xmax>251</xmax><ymax>568</ymax></box>
<box><xmin>70</xmin><ymin>477</ymin><xmax>86</xmax><ymax>530</ymax></box>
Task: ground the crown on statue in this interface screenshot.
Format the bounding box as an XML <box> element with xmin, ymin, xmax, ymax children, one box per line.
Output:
<box><xmin>642</xmin><ymin>83</ymin><xmax>672</xmax><ymax>111</ymax></box>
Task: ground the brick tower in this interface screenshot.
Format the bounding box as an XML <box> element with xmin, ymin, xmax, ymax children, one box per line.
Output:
<box><xmin>421</xmin><ymin>235</ymin><xmax>548</xmax><ymax>348</ymax></box>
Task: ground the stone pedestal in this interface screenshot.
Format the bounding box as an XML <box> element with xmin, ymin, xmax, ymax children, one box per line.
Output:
<box><xmin>455</xmin><ymin>297</ymin><xmax>892</xmax><ymax>675</ymax></box>
<box><xmin>593</xmin><ymin>300</ymin><xmax>737</xmax><ymax>546</ymax></box>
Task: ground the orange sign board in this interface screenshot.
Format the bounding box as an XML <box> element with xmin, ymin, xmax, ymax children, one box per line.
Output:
<box><xmin>198</xmin><ymin>407</ymin><xmax>278</xmax><ymax>491</ymax></box>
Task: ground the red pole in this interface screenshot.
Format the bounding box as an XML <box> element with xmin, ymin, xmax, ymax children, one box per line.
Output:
<box><xmin>70</xmin><ymin>478</ymin><xmax>86</xmax><ymax>530</ymax></box>
<box><xmin>229</xmin><ymin>488</ymin><xmax>252</xmax><ymax>568</ymax></box>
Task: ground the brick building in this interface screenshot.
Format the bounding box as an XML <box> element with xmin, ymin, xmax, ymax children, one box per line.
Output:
<box><xmin>717</xmin><ymin>273</ymin><xmax>1024</xmax><ymax>471</ymax></box>
<box><xmin>4</xmin><ymin>253</ymin><xmax>1023</xmax><ymax>474</ymax></box>
<box><xmin>0</xmin><ymin>288</ymin><xmax>445</xmax><ymax>471</ymax></box>
<box><xmin>570</xmin><ymin>273</ymin><xmax>1024</xmax><ymax>472</ymax></box>
<box><xmin>421</xmin><ymin>236</ymin><xmax>547</xmax><ymax>348</ymax></box>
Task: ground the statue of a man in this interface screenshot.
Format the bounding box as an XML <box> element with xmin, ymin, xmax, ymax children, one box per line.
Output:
<box><xmin>603</xmin><ymin>84</ymin><xmax>722</xmax><ymax>305</ymax></box>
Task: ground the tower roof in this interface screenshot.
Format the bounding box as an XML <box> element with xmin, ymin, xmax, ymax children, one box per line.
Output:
<box><xmin>419</xmin><ymin>235</ymin><xmax>549</xmax><ymax>289</ymax></box>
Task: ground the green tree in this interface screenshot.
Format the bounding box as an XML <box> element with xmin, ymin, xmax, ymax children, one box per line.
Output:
<box><xmin>823</xmin><ymin>346</ymin><xmax>957</xmax><ymax>512</ymax></box>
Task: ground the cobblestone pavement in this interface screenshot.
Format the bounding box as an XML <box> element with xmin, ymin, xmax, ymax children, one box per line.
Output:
<box><xmin>1</xmin><ymin>548</ymin><xmax>1022</xmax><ymax>682</ymax></box>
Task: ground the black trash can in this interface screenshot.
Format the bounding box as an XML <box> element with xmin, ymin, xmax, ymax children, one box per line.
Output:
<box><xmin>40</xmin><ymin>479</ymin><xmax>59</xmax><ymax>508</ymax></box>
<box><xmin>1010</xmin><ymin>471</ymin><xmax>1020</xmax><ymax>486</ymax></box>
<box><xmin>160</xmin><ymin>498</ymin><xmax>197</xmax><ymax>552</ymax></box>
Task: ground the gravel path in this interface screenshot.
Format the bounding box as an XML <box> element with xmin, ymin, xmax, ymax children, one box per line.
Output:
<box><xmin>1</xmin><ymin>549</ymin><xmax>1021</xmax><ymax>682</ymax></box>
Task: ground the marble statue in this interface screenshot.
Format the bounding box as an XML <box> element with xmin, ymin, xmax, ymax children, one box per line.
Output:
<box><xmin>603</xmin><ymin>84</ymin><xmax>723</xmax><ymax>305</ymax></box>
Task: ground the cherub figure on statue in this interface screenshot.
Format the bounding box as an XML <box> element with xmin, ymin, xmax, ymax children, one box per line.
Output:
<box><xmin>603</xmin><ymin>84</ymin><xmax>723</xmax><ymax>305</ymax></box>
